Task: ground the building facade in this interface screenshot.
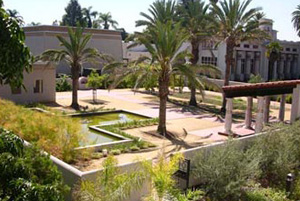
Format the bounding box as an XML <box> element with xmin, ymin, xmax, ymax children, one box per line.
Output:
<box><xmin>24</xmin><ymin>26</ymin><xmax>123</xmax><ymax>75</ymax></box>
<box><xmin>123</xmin><ymin>19</ymin><xmax>300</xmax><ymax>83</ymax></box>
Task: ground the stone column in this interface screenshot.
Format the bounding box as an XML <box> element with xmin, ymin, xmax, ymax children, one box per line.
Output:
<box><xmin>225</xmin><ymin>98</ymin><xmax>233</xmax><ymax>134</ymax></box>
<box><xmin>263</xmin><ymin>96</ymin><xmax>271</xmax><ymax>123</ymax></box>
<box><xmin>290</xmin><ymin>85</ymin><xmax>300</xmax><ymax>123</ymax></box>
<box><xmin>279</xmin><ymin>94</ymin><xmax>286</xmax><ymax>122</ymax></box>
<box><xmin>244</xmin><ymin>97</ymin><xmax>253</xmax><ymax>129</ymax></box>
<box><xmin>273</xmin><ymin>62</ymin><xmax>277</xmax><ymax>80</ymax></box>
<box><xmin>255</xmin><ymin>96</ymin><xmax>265</xmax><ymax>133</ymax></box>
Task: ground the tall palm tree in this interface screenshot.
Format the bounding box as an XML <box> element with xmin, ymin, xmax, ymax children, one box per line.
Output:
<box><xmin>292</xmin><ymin>5</ymin><xmax>300</xmax><ymax>37</ymax></box>
<box><xmin>266</xmin><ymin>41</ymin><xmax>282</xmax><ymax>81</ymax></box>
<box><xmin>97</xmin><ymin>12</ymin><xmax>118</xmax><ymax>29</ymax></box>
<box><xmin>82</xmin><ymin>6</ymin><xmax>98</xmax><ymax>28</ymax></box>
<box><xmin>37</xmin><ymin>27</ymin><xmax>105</xmax><ymax>110</ymax></box>
<box><xmin>211</xmin><ymin>0</ymin><xmax>269</xmax><ymax>111</ymax></box>
<box><xmin>105</xmin><ymin>22</ymin><xmax>220</xmax><ymax>136</ymax></box>
<box><xmin>177</xmin><ymin>0</ymin><xmax>216</xmax><ymax>106</ymax></box>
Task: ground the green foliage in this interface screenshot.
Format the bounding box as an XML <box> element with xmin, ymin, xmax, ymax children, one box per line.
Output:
<box><xmin>73</xmin><ymin>155</ymin><xmax>146</xmax><ymax>201</ymax></box>
<box><xmin>86</xmin><ymin>69</ymin><xmax>106</xmax><ymax>89</ymax></box>
<box><xmin>56</xmin><ymin>74</ymin><xmax>72</xmax><ymax>92</ymax></box>
<box><xmin>193</xmin><ymin>140</ymin><xmax>261</xmax><ymax>200</ymax></box>
<box><xmin>0</xmin><ymin>129</ymin><xmax>68</xmax><ymax>200</ymax></box>
<box><xmin>0</xmin><ymin>98</ymin><xmax>83</xmax><ymax>163</ymax></box>
<box><xmin>252</xmin><ymin>123</ymin><xmax>300</xmax><ymax>188</ymax></box>
<box><xmin>0</xmin><ymin>1</ymin><xmax>33</xmax><ymax>88</ymax></box>
<box><xmin>292</xmin><ymin>4</ymin><xmax>300</xmax><ymax>37</ymax></box>
<box><xmin>61</xmin><ymin>0</ymin><xmax>85</xmax><ymax>27</ymax></box>
<box><xmin>96</xmin><ymin>12</ymin><xmax>119</xmax><ymax>29</ymax></box>
<box><xmin>142</xmin><ymin>152</ymin><xmax>184</xmax><ymax>201</ymax></box>
<box><xmin>243</xmin><ymin>184</ymin><xmax>290</xmax><ymax>201</ymax></box>
<box><xmin>110</xmin><ymin>149</ymin><xmax>121</xmax><ymax>155</ymax></box>
<box><xmin>248</xmin><ymin>74</ymin><xmax>264</xmax><ymax>83</ymax></box>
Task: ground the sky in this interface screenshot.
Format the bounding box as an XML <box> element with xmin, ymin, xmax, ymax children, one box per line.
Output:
<box><xmin>3</xmin><ymin>0</ymin><xmax>300</xmax><ymax>42</ymax></box>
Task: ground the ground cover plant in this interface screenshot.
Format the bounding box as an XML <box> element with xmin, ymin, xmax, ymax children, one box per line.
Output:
<box><xmin>0</xmin><ymin>98</ymin><xmax>83</xmax><ymax>163</ymax></box>
<box><xmin>0</xmin><ymin>128</ymin><xmax>68</xmax><ymax>200</ymax></box>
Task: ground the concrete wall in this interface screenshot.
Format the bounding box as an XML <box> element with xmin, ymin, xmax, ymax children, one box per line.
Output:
<box><xmin>24</xmin><ymin>26</ymin><xmax>123</xmax><ymax>75</ymax></box>
<box><xmin>51</xmin><ymin>132</ymin><xmax>265</xmax><ymax>201</ymax></box>
<box><xmin>0</xmin><ymin>62</ymin><xmax>56</xmax><ymax>104</ymax></box>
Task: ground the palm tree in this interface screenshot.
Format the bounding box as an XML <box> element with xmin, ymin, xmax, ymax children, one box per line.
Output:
<box><xmin>82</xmin><ymin>6</ymin><xmax>98</xmax><ymax>28</ymax></box>
<box><xmin>135</xmin><ymin>0</ymin><xmax>177</xmax><ymax>28</ymax></box>
<box><xmin>97</xmin><ymin>12</ymin><xmax>118</xmax><ymax>29</ymax></box>
<box><xmin>177</xmin><ymin>0</ymin><xmax>216</xmax><ymax>106</ymax></box>
<box><xmin>266</xmin><ymin>41</ymin><xmax>282</xmax><ymax>81</ymax></box>
<box><xmin>292</xmin><ymin>5</ymin><xmax>300</xmax><ymax>37</ymax></box>
<box><xmin>6</xmin><ymin>9</ymin><xmax>23</xmax><ymax>25</ymax></box>
<box><xmin>37</xmin><ymin>27</ymin><xmax>105</xmax><ymax>110</ymax></box>
<box><xmin>105</xmin><ymin>22</ymin><xmax>220</xmax><ymax>136</ymax></box>
<box><xmin>211</xmin><ymin>0</ymin><xmax>269</xmax><ymax>111</ymax></box>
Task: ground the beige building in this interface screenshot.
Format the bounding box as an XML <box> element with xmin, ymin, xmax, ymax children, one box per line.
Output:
<box><xmin>0</xmin><ymin>26</ymin><xmax>123</xmax><ymax>104</ymax></box>
<box><xmin>0</xmin><ymin>62</ymin><xmax>56</xmax><ymax>104</ymax></box>
<box><xmin>24</xmin><ymin>26</ymin><xmax>123</xmax><ymax>75</ymax></box>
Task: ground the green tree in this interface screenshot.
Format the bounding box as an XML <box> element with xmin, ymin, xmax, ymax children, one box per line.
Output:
<box><xmin>266</xmin><ymin>41</ymin><xmax>283</xmax><ymax>81</ymax></box>
<box><xmin>82</xmin><ymin>6</ymin><xmax>98</xmax><ymax>28</ymax></box>
<box><xmin>211</xmin><ymin>0</ymin><xmax>269</xmax><ymax>111</ymax></box>
<box><xmin>61</xmin><ymin>0</ymin><xmax>84</xmax><ymax>27</ymax></box>
<box><xmin>0</xmin><ymin>128</ymin><xmax>68</xmax><ymax>201</ymax></box>
<box><xmin>0</xmin><ymin>1</ymin><xmax>33</xmax><ymax>88</ymax></box>
<box><xmin>177</xmin><ymin>0</ymin><xmax>216</xmax><ymax>106</ymax></box>
<box><xmin>86</xmin><ymin>69</ymin><xmax>107</xmax><ymax>103</ymax></box>
<box><xmin>37</xmin><ymin>27</ymin><xmax>106</xmax><ymax>110</ymax></box>
<box><xmin>97</xmin><ymin>12</ymin><xmax>118</xmax><ymax>29</ymax></box>
<box><xmin>73</xmin><ymin>155</ymin><xmax>145</xmax><ymax>201</ymax></box>
<box><xmin>292</xmin><ymin>5</ymin><xmax>300</xmax><ymax>37</ymax></box>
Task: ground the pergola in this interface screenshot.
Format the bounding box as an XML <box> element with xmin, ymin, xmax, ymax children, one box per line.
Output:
<box><xmin>221</xmin><ymin>80</ymin><xmax>300</xmax><ymax>135</ymax></box>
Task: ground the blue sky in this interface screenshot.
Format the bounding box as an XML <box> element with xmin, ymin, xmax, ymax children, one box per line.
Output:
<box><xmin>3</xmin><ymin>0</ymin><xmax>300</xmax><ymax>41</ymax></box>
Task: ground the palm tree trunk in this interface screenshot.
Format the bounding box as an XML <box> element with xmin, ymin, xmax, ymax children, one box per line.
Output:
<box><xmin>189</xmin><ymin>40</ymin><xmax>200</xmax><ymax>106</ymax></box>
<box><xmin>157</xmin><ymin>77</ymin><xmax>169</xmax><ymax>136</ymax></box>
<box><xmin>221</xmin><ymin>41</ymin><xmax>234</xmax><ymax>112</ymax></box>
<box><xmin>71</xmin><ymin>66</ymin><xmax>80</xmax><ymax>110</ymax></box>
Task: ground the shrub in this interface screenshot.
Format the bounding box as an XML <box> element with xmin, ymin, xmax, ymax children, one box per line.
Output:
<box><xmin>250</xmin><ymin>123</ymin><xmax>300</xmax><ymax>188</ymax></box>
<box><xmin>248</xmin><ymin>74</ymin><xmax>263</xmax><ymax>83</ymax></box>
<box><xmin>130</xmin><ymin>145</ymin><xmax>140</xmax><ymax>152</ymax></box>
<box><xmin>56</xmin><ymin>74</ymin><xmax>72</xmax><ymax>92</ymax></box>
<box><xmin>192</xmin><ymin>140</ymin><xmax>261</xmax><ymax>200</ymax></box>
<box><xmin>110</xmin><ymin>149</ymin><xmax>121</xmax><ymax>155</ymax></box>
<box><xmin>91</xmin><ymin>152</ymin><xmax>103</xmax><ymax>159</ymax></box>
<box><xmin>73</xmin><ymin>155</ymin><xmax>146</xmax><ymax>201</ymax></box>
<box><xmin>243</xmin><ymin>184</ymin><xmax>290</xmax><ymax>201</ymax></box>
<box><xmin>0</xmin><ymin>98</ymin><xmax>83</xmax><ymax>163</ymax></box>
<box><xmin>0</xmin><ymin>129</ymin><xmax>68</xmax><ymax>200</ymax></box>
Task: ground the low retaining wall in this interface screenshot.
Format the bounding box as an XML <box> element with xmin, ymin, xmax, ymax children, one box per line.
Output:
<box><xmin>51</xmin><ymin>132</ymin><xmax>265</xmax><ymax>201</ymax></box>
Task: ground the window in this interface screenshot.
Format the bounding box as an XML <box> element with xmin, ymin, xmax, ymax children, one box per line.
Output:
<box><xmin>253</xmin><ymin>45</ymin><xmax>259</xmax><ymax>49</ymax></box>
<box><xmin>286</xmin><ymin>48</ymin><xmax>291</xmax><ymax>52</ymax></box>
<box><xmin>201</xmin><ymin>57</ymin><xmax>218</xmax><ymax>66</ymax></box>
<box><xmin>11</xmin><ymin>87</ymin><xmax>21</xmax><ymax>95</ymax></box>
<box><xmin>244</xmin><ymin>44</ymin><xmax>250</xmax><ymax>48</ymax></box>
<box><xmin>34</xmin><ymin>80</ymin><xmax>43</xmax><ymax>93</ymax></box>
<box><xmin>293</xmin><ymin>48</ymin><xmax>298</xmax><ymax>52</ymax></box>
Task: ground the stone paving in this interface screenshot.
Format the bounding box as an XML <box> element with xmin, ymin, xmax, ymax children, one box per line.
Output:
<box><xmin>54</xmin><ymin>89</ymin><xmax>290</xmax><ymax>170</ymax></box>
